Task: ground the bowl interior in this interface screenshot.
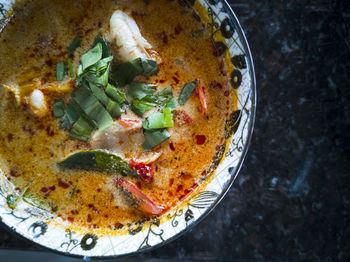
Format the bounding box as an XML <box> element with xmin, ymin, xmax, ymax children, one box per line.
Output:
<box><xmin>0</xmin><ymin>0</ymin><xmax>256</xmax><ymax>258</ymax></box>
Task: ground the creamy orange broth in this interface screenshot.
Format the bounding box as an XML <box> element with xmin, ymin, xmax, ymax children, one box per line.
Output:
<box><xmin>0</xmin><ymin>0</ymin><xmax>232</xmax><ymax>229</ymax></box>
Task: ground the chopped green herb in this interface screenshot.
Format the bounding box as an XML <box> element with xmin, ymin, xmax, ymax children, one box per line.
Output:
<box><xmin>179</xmin><ymin>80</ymin><xmax>197</xmax><ymax>105</ymax></box>
<box><xmin>106</xmin><ymin>99</ymin><xmax>122</xmax><ymax>118</ymax></box>
<box><xmin>140</xmin><ymin>58</ymin><xmax>158</xmax><ymax>75</ymax></box>
<box><xmin>23</xmin><ymin>193</ymin><xmax>58</xmax><ymax>212</ymax></box>
<box><xmin>69</xmin><ymin>186</ymin><xmax>77</xmax><ymax>199</ymax></box>
<box><xmin>70</xmin><ymin>116</ymin><xmax>95</xmax><ymax>141</ymax></box>
<box><xmin>53</xmin><ymin>100</ymin><xmax>65</xmax><ymax>118</ymax></box>
<box><xmin>190</xmin><ymin>29</ymin><xmax>205</xmax><ymax>38</ymax></box>
<box><xmin>67</xmin><ymin>58</ymin><xmax>75</xmax><ymax>78</ymax></box>
<box><xmin>6</xmin><ymin>181</ymin><xmax>33</xmax><ymax>209</ymax></box>
<box><xmin>143</xmin><ymin>108</ymin><xmax>174</xmax><ymax>130</ymax></box>
<box><xmin>85</xmin><ymin>65</ymin><xmax>109</xmax><ymax>86</ymax></box>
<box><xmin>6</xmin><ymin>194</ymin><xmax>18</xmax><ymax>209</ymax></box>
<box><xmin>59</xmin><ymin>150</ymin><xmax>136</xmax><ymax>177</ymax></box>
<box><xmin>59</xmin><ymin>115</ymin><xmax>71</xmax><ymax>130</ymax></box>
<box><xmin>128</xmin><ymin>82</ymin><xmax>156</xmax><ymax>100</ymax></box>
<box><xmin>157</xmin><ymin>87</ymin><xmax>176</xmax><ymax>110</ymax></box>
<box><xmin>72</xmin><ymin>85</ymin><xmax>113</xmax><ymax>131</ymax></box>
<box><xmin>78</xmin><ymin>56</ymin><xmax>113</xmax><ymax>86</ymax></box>
<box><xmin>112</xmin><ymin>58</ymin><xmax>158</xmax><ymax>87</ymax></box>
<box><xmin>130</xmin><ymin>87</ymin><xmax>176</xmax><ymax>116</ymax></box>
<box><xmin>67</xmin><ymin>34</ymin><xmax>81</xmax><ymax>56</ymax></box>
<box><xmin>112</xmin><ymin>59</ymin><xmax>142</xmax><ymax>87</ymax></box>
<box><xmin>163</xmin><ymin>107</ymin><xmax>174</xmax><ymax>127</ymax></box>
<box><xmin>93</xmin><ymin>36</ymin><xmax>111</xmax><ymax>58</ymax></box>
<box><xmin>59</xmin><ymin>99</ymin><xmax>85</xmax><ymax>130</ymax></box>
<box><xmin>81</xmin><ymin>43</ymin><xmax>102</xmax><ymax>71</ymax></box>
<box><xmin>165</xmin><ymin>96</ymin><xmax>176</xmax><ymax>110</ymax></box>
<box><xmin>89</xmin><ymin>82</ymin><xmax>109</xmax><ymax>107</ymax></box>
<box><xmin>105</xmin><ymin>84</ymin><xmax>126</xmax><ymax>104</ymax></box>
<box><xmin>142</xmin><ymin>129</ymin><xmax>170</xmax><ymax>151</ymax></box>
<box><xmin>131</xmin><ymin>97</ymin><xmax>158</xmax><ymax>117</ymax></box>
<box><xmin>89</xmin><ymin>56</ymin><xmax>113</xmax><ymax>73</ymax></box>
<box><xmin>56</xmin><ymin>61</ymin><xmax>65</xmax><ymax>81</ymax></box>
<box><xmin>65</xmin><ymin>99</ymin><xmax>85</xmax><ymax>124</ymax></box>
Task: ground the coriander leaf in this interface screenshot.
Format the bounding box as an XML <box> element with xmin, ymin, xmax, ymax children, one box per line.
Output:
<box><xmin>81</xmin><ymin>43</ymin><xmax>102</xmax><ymax>70</ymax></box>
<box><xmin>91</xmin><ymin>56</ymin><xmax>113</xmax><ymax>72</ymax></box>
<box><xmin>131</xmin><ymin>97</ymin><xmax>158</xmax><ymax>117</ymax></box>
<box><xmin>156</xmin><ymin>87</ymin><xmax>176</xmax><ymax>110</ymax></box>
<box><xmin>93</xmin><ymin>36</ymin><xmax>111</xmax><ymax>58</ymax></box>
<box><xmin>82</xmin><ymin>56</ymin><xmax>113</xmax><ymax>86</ymax></box>
<box><xmin>128</xmin><ymin>82</ymin><xmax>156</xmax><ymax>100</ymax></box>
<box><xmin>53</xmin><ymin>100</ymin><xmax>65</xmax><ymax>118</ymax></box>
<box><xmin>130</xmin><ymin>87</ymin><xmax>176</xmax><ymax>116</ymax></box>
<box><xmin>142</xmin><ymin>129</ymin><xmax>170</xmax><ymax>151</ymax></box>
<box><xmin>179</xmin><ymin>80</ymin><xmax>197</xmax><ymax>105</ymax></box>
<box><xmin>143</xmin><ymin>108</ymin><xmax>174</xmax><ymax>130</ymax></box>
<box><xmin>56</xmin><ymin>61</ymin><xmax>65</xmax><ymax>81</ymax></box>
<box><xmin>87</xmin><ymin>64</ymin><xmax>110</xmax><ymax>86</ymax></box>
<box><xmin>158</xmin><ymin>87</ymin><xmax>173</xmax><ymax>97</ymax></box>
<box><xmin>67</xmin><ymin>34</ymin><xmax>80</xmax><ymax>56</ymax></box>
<box><xmin>165</xmin><ymin>97</ymin><xmax>176</xmax><ymax>110</ymax></box>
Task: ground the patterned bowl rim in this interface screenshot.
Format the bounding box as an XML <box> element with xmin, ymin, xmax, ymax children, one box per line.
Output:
<box><xmin>0</xmin><ymin>0</ymin><xmax>256</xmax><ymax>259</ymax></box>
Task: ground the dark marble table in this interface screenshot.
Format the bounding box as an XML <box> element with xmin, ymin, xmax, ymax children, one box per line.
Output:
<box><xmin>1</xmin><ymin>0</ymin><xmax>349</xmax><ymax>261</ymax></box>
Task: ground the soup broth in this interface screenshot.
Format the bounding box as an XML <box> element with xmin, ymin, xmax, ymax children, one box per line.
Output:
<box><xmin>0</xmin><ymin>0</ymin><xmax>233</xmax><ymax>229</ymax></box>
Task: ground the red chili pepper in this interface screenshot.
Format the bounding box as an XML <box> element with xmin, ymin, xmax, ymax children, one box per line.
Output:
<box><xmin>115</xmin><ymin>178</ymin><xmax>164</xmax><ymax>215</ymax></box>
<box><xmin>174</xmin><ymin>110</ymin><xmax>193</xmax><ymax>126</ymax></box>
<box><xmin>174</xmin><ymin>24</ymin><xmax>183</xmax><ymax>35</ymax></box>
<box><xmin>195</xmin><ymin>135</ymin><xmax>206</xmax><ymax>145</ymax></box>
<box><xmin>169</xmin><ymin>142</ymin><xmax>175</xmax><ymax>151</ymax></box>
<box><xmin>161</xmin><ymin>31</ymin><xmax>168</xmax><ymax>44</ymax></box>
<box><xmin>129</xmin><ymin>159</ymin><xmax>154</xmax><ymax>182</ymax></box>
<box><xmin>172</xmin><ymin>76</ymin><xmax>180</xmax><ymax>84</ymax></box>
<box><xmin>58</xmin><ymin>179</ymin><xmax>70</xmax><ymax>189</ymax></box>
<box><xmin>118</xmin><ymin>118</ymin><xmax>141</xmax><ymax>127</ymax></box>
<box><xmin>196</xmin><ymin>81</ymin><xmax>208</xmax><ymax>116</ymax></box>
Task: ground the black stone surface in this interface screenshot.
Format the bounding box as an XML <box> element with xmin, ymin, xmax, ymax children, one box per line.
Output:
<box><xmin>1</xmin><ymin>0</ymin><xmax>349</xmax><ymax>261</ymax></box>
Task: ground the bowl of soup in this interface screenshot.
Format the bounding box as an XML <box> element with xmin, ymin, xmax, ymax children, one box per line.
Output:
<box><xmin>0</xmin><ymin>0</ymin><xmax>255</xmax><ymax>258</ymax></box>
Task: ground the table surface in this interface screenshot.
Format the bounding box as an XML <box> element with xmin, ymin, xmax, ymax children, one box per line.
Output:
<box><xmin>1</xmin><ymin>0</ymin><xmax>349</xmax><ymax>261</ymax></box>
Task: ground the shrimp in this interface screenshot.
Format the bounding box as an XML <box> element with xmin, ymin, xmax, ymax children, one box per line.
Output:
<box><xmin>108</xmin><ymin>10</ymin><xmax>160</xmax><ymax>62</ymax></box>
<box><xmin>115</xmin><ymin>177</ymin><xmax>164</xmax><ymax>215</ymax></box>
